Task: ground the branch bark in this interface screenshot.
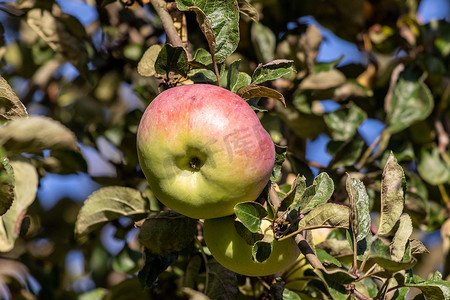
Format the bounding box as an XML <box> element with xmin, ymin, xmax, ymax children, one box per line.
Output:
<box><xmin>151</xmin><ymin>0</ymin><xmax>183</xmax><ymax>48</ymax></box>
<box><xmin>294</xmin><ymin>233</ymin><xmax>325</xmax><ymax>270</ymax></box>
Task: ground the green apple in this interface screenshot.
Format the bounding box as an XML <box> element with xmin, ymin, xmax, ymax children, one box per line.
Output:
<box><xmin>137</xmin><ymin>84</ymin><xmax>275</xmax><ymax>219</ymax></box>
<box><xmin>203</xmin><ymin>215</ymin><xmax>301</xmax><ymax>276</ymax></box>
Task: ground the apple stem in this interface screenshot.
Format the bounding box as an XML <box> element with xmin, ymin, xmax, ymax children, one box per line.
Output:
<box><xmin>294</xmin><ymin>233</ymin><xmax>325</xmax><ymax>271</ymax></box>
<box><xmin>189</xmin><ymin>157</ymin><xmax>201</xmax><ymax>170</ymax></box>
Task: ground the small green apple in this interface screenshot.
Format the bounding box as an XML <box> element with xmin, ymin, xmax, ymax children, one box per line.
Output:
<box><xmin>203</xmin><ymin>215</ymin><xmax>301</xmax><ymax>277</ymax></box>
<box><xmin>137</xmin><ymin>84</ymin><xmax>275</xmax><ymax>219</ymax></box>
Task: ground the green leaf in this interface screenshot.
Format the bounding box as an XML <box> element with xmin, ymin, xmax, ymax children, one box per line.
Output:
<box><xmin>138</xmin><ymin>249</ymin><xmax>178</xmax><ymax>288</ymax></box>
<box><xmin>226</xmin><ymin>60</ymin><xmax>251</xmax><ymax>93</ymax></box>
<box><xmin>297</xmin><ymin>203</ymin><xmax>350</xmax><ymax>231</ymax></box>
<box><xmin>234</xmin><ymin>220</ymin><xmax>264</xmax><ymax>245</ymax></box>
<box><xmin>346</xmin><ymin>176</ymin><xmax>371</xmax><ymax>242</ymax></box>
<box><xmin>206</xmin><ymin>259</ymin><xmax>238</xmax><ymax>300</ymax></box>
<box><xmin>314</xmin><ymin>269</ymin><xmax>351</xmax><ymax>300</ymax></box>
<box><xmin>251</xmin><ymin>22</ymin><xmax>276</xmax><ymax>63</ymax></box>
<box><xmin>0</xmin><ymin>75</ymin><xmax>27</xmax><ymax>119</ymax></box>
<box><xmin>324</xmin><ymin>104</ymin><xmax>367</xmax><ymax>141</ymax></box>
<box><xmin>313</xmin><ymin>56</ymin><xmax>343</xmax><ymax>73</ymax></box>
<box><xmin>112</xmin><ymin>246</ymin><xmax>141</xmax><ymax>274</ymax></box>
<box><xmin>387</xmin><ymin>78</ymin><xmax>434</xmax><ymax>134</ymax></box>
<box><xmin>155</xmin><ymin>44</ymin><xmax>188</xmax><ymax>76</ymax></box>
<box><xmin>299</xmin><ymin>69</ymin><xmax>346</xmax><ymax>90</ymax></box>
<box><xmin>237</xmin><ymin>0</ymin><xmax>259</xmax><ymax>22</ymax></box>
<box><xmin>75</xmin><ymin>186</ymin><xmax>150</xmax><ymax>240</ymax></box>
<box><xmin>282</xmin><ymin>289</ymin><xmax>301</xmax><ymax>300</ymax></box>
<box><xmin>0</xmin><ymin>116</ymin><xmax>79</xmax><ymax>155</ymax></box>
<box><xmin>316</xmin><ymin>248</ymin><xmax>342</xmax><ymax>267</ymax></box>
<box><xmin>251</xmin><ymin>59</ymin><xmax>295</xmax><ymax>85</ymax></box>
<box><xmin>281</xmin><ymin>175</ymin><xmax>306</xmax><ymax>212</ymax></box>
<box><xmin>417</xmin><ymin>147</ymin><xmax>450</xmax><ymax>185</ymax></box>
<box><xmin>234</xmin><ymin>202</ymin><xmax>267</xmax><ymax>233</ymax></box>
<box><xmin>176</xmin><ymin>0</ymin><xmax>239</xmax><ymax>64</ymax></box>
<box><xmin>327</xmin><ymin>135</ymin><xmax>365</xmax><ymax>168</ymax></box>
<box><xmin>137</xmin><ymin>44</ymin><xmax>162</xmax><ymax>77</ymax></box>
<box><xmin>377</xmin><ymin>152</ymin><xmax>406</xmax><ymax>235</ymax></box>
<box><xmin>0</xmin><ymin>152</ymin><xmax>14</xmax><ymax>216</ymax></box>
<box><xmin>139</xmin><ymin>211</ymin><xmax>197</xmax><ymax>255</ymax></box>
<box><xmin>390</xmin><ymin>214</ymin><xmax>413</xmax><ymax>262</ymax></box>
<box><xmin>299</xmin><ymin>172</ymin><xmax>334</xmax><ymax>215</ymax></box>
<box><xmin>237</xmin><ymin>84</ymin><xmax>286</xmax><ymax>106</ymax></box>
<box><xmin>271</xmin><ymin>144</ymin><xmax>287</xmax><ymax>182</ymax></box>
<box><xmin>191</xmin><ymin>48</ymin><xmax>213</xmax><ymax>67</ymax></box>
<box><xmin>405</xmin><ymin>271</ymin><xmax>450</xmax><ymax>300</ymax></box>
<box><xmin>188</xmin><ymin>68</ymin><xmax>218</xmax><ymax>84</ymax></box>
<box><xmin>0</xmin><ymin>159</ymin><xmax>38</xmax><ymax>252</ymax></box>
<box><xmin>252</xmin><ymin>240</ymin><xmax>272</xmax><ymax>263</ymax></box>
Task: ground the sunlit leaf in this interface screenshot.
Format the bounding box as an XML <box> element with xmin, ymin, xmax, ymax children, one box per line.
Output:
<box><xmin>0</xmin><ymin>116</ymin><xmax>79</xmax><ymax>155</ymax></box>
<box><xmin>252</xmin><ymin>59</ymin><xmax>295</xmax><ymax>85</ymax></box>
<box><xmin>297</xmin><ymin>203</ymin><xmax>350</xmax><ymax>231</ymax></box>
<box><xmin>299</xmin><ymin>172</ymin><xmax>334</xmax><ymax>215</ymax></box>
<box><xmin>377</xmin><ymin>153</ymin><xmax>406</xmax><ymax>235</ymax></box>
<box><xmin>405</xmin><ymin>271</ymin><xmax>450</xmax><ymax>299</ymax></box>
<box><xmin>237</xmin><ymin>84</ymin><xmax>285</xmax><ymax>106</ymax></box>
<box><xmin>75</xmin><ymin>186</ymin><xmax>150</xmax><ymax>240</ymax></box>
<box><xmin>0</xmin><ymin>159</ymin><xmax>38</xmax><ymax>252</ymax></box>
<box><xmin>0</xmin><ymin>75</ymin><xmax>27</xmax><ymax>119</ymax></box>
<box><xmin>346</xmin><ymin>175</ymin><xmax>371</xmax><ymax>242</ymax></box>
<box><xmin>176</xmin><ymin>0</ymin><xmax>239</xmax><ymax>64</ymax></box>
<box><xmin>390</xmin><ymin>214</ymin><xmax>413</xmax><ymax>262</ymax></box>
<box><xmin>0</xmin><ymin>152</ymin><xmax>14</xmax><ymax>216</ymax></box>
<box><xmin>234</xmin><ymin>202</ymin><xmax>267</xmax><ymax>233</ymax></box>
<box><xmin>237</xmin><ymin>0</ymin><xmax>258</xmax><ymax>22</ymax></box>
<box><xmin>138</xmin><ymin>44</ymin><xmax>162</xmax><ymax>77</ymax></box>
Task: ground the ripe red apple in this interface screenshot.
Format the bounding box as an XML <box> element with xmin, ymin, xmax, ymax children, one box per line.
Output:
<box><xmin>137</xmin><ymin>84</ymin><xmax>275</xmax><ymax>219</ymax></box>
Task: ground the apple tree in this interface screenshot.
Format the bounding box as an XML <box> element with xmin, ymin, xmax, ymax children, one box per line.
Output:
<box><xmin>0</xmin><ymin>0</ymin><xmax>449</xmax><ymax>299</ymax></box>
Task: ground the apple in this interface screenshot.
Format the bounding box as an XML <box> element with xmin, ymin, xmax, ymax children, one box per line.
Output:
<box><xmin>203</xmin><ymin>215</ymin><xmax>301</xmax><ymax>276</ymax></box>
<box><xmin>137</xmin><ymin>84</ymin><xmax>275</xmax><ymax>219</ymax></box>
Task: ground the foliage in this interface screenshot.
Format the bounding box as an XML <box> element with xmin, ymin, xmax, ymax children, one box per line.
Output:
<box><xmin>0</xmin><ymin>0</ymin><xmax>449</xmax><ymax>299</ymax></box>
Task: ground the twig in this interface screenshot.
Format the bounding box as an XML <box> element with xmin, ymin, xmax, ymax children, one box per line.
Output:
<box><xmin>435</xmin><ymin>119</ymin><xmax>450</xmax><ymax>165</ymax></box>
<box><xmin>151</xmin><ymin>0</ymin><xmax>184</xmax><ymax>48</ymax></box>
<box><xmin>353</xmin><ymin>288</ymin><xmax>373</xmax><ymax>300</ymax></box>
<box><xmin>194</xmin><ymin>235</ymin><xmax>210</xmax><ymax>294</ymax></box>
<box><xmin>294</xmin><ymin>234</ymin><xmax>325</xmax><ymax>270</ymax></box>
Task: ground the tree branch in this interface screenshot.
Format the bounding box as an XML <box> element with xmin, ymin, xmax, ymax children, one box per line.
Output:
<box><xmin>151</xmin><ymin>0</ymin><xmax>183</xmax><ymax>48</ymax></box>
<box><xmin>294</xmin><ymin>233</ymin><xmax>325</xmax><ymax>270</ymax></box>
